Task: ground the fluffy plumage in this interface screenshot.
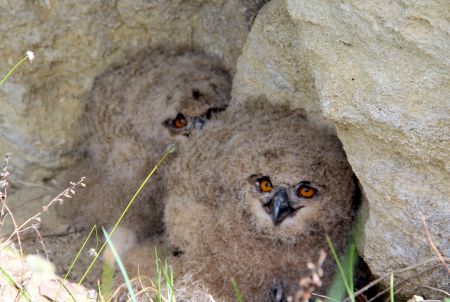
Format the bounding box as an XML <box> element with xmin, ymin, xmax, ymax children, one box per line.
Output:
<box><xmin>57</xmin><ymin>48</ymin><xmax>231</xmax><ymax>239</ymax></box>
<box><xmin>164</xmin><ymin>99</ymin><xmax>355</xmax><ymax>301</ymax></box>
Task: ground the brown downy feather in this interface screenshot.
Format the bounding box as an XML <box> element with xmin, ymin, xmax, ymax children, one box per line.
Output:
<box><xmin>165</xmin><ymin>98</ymin><xmax>355</xmax><ymax>301</ymax></box>
<box><xmin>56</xmin><ymin>48</ymin><xmax>231</xmax><ymax>240</ymax></box>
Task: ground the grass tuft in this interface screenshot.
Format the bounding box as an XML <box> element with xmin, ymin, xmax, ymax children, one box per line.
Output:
<box><xmin>102</xmin><ymin>227</ymin><xmax>138</xmax><ymax>302</ymax></box>
<box><xmin>154</xmin><ymin>248</ymin><xmax>176</xmax><ymax>302</ymax></box>
<box><xmin>77</xmin><ymin>146</ymin><xmax>174</xmax><ymax>285</ymax></box>
<box><xmin>326</xmin><ymin>236</ymin><xmax>357</xmax><ymax>302</ymax></box>
<box><xmin>231</xmin><ymin>278</ymin><xmax>244</xmax><ymax>302</ymax></box>
<box><xmin>0</xmin><ymin>264</ymin><xmax>31</xmax><ymax>301</ymax></box>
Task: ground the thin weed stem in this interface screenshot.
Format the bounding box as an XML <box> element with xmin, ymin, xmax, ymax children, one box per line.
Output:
<box><xmin>420</xmin><ymin>215</ymin><xmax>450</xmax><ymax>274</ymax></box>
<box><xmin>326</xmin><ymin>236</ymin><xmax>355</xmax><ymax>302</ymax></box>
<box><xmin>0</xmin><ymin>265</ymin><xmax>31</xmax><ymax>301</ymax></box>
<box><xmin>389</xmin><ymin>273</ymin><xmax>394</xmax><ymax>302</ymax></box>
<box><xmin>78</xmin><ymin>145</ymin><xmax>175</xmax><ymax>285</ymax></box>
<box><xmin>52</xmin><ymin>225</ymin><xmax>98</xmax><ymax>300</ymax></box>
<box><xmin>0</xmin><ymin>51</ymin><xmax>33</xmax><ymax>87</ymax></box>
<box><xmin>102</xmin><ymin>227</ymin><xmax>138</xmax><ymax>302</ymax></box>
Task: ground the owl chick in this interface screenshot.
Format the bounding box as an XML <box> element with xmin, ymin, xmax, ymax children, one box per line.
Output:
<box><xmin>57</xmin><ymin>48</ymin><xmax>231</xmax><ymax>240</ymax></box>
<box><xmin>164</xmin><ymin>99</ymin><xmax>355</xmax><ymax>301</ymax></box>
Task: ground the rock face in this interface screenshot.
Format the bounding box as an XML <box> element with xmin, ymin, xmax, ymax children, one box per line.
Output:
<box><xmin>1</xmin><ymin>0</ymin><xmax>449</xmax><ymax>299</ymax></box>
<box><xmin>0</xmin><ymin>0</ymin><xmax>264</xmax><ymax>188</ymax></box>
<box><xmin>233</xmin><ymin>0</ymin><xmax>449</xmax><ymax>298</ymax></box>
<box><xmin>232</xmin><ymin>0</ymin><xmax>333</xmax><ymax>129</ymax></box>
<box><xmin>285</xmin><ymin>0</ymin><xmax>450</xmax><ymax>298</ymax></box>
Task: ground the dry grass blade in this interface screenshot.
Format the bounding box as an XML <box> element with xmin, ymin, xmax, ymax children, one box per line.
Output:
<box><xmin>0</xmin><ymin>153</ymin><xmax>25</xmax><ymax>277</ymax></box>
<box><xmin>420</xmin><ymin>215</ymin><xmax>450</xmax><ymax>274</ymax></box>
<box><xmin>1</xmin><ymin>176</ymin><xmax>86</xmax><ymax>246</ymax></box>
<box><xmin>373</xmin><ymin>263</ymin><xmax>448</xmax><ymax>302</ymax></box>
<box><xmin>409</xmin><ymin>281</ymin><xmax>450</xmax><ymax>297</ymax></box>
<box><xmin>351</xmin><ymin>257</ymin><xmax>449</xmax><ymax>299</ymax></box>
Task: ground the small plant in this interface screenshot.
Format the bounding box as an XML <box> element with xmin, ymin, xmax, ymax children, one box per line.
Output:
<box><xmin>326</xmin><ymin>236</ymin><xmax>357</xmax><ymax>302</ymax></box>
<box><xmin>77</xmin><ymin>144</ymin><xmax>176</xmax><ymax>286</ymax></box>
<box><xmin>0</xmin><ymin>50</ymin><xmax>34</xmax><ymax>87</ymax></box>
<box><xmin>103</xmin><ymin>227</ymin><xmax>138</xmax><ymax>302</ymax></box>
<box><xmin>155</xmin><ymin>248</ymin><xmax>176</xmax><ymax>302</ymax></box>
<box><xmin>231</xmin><ymin>278</ymin><xmax>244</xmax><ymax>302</ymax></box>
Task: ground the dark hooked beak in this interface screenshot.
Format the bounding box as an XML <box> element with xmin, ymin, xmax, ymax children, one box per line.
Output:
<box><xmin>271</xmin><ymin>188</ymin><xmax>291</xmax><ymax>225</ymax></box>
<box><xmin>192</xmin><ymin>117</ymin><xmax>206</xmax><ymax>129</ymax></box>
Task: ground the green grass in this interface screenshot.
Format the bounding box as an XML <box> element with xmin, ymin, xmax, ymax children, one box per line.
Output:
<box><xmin>0</xmin><ymin>264</ymin><xmax>31</xmax><ymax>301</ymax></box>
<box><xmin>154</xmin><ymin>248</ymin><xmax>176</xmax><ymax>302</ymax></box>
<box><xmin>326</xmin><ymin>236</ymin><xmax>357</xmax><ymax>302</ymax></box>
<box><xmin>0</xmin><ymin>51</ymin><xmax>34</xmax><ymax>87</ymax></box>
<box><xmin>44</xmin><ymin>144</ymin><xmax>175</xmax><ymax>301</ymax></box>
<box><xmin>52</xmin><ymin>225</ymin><xmax>99</xmax><ymax>300</ymax></box>
<box><xmin>77</xmin><ymin>144</ymin><xmax>176</xmax><ymax>286</ymax></box>
<box><xmin>231</xmin><ymin>278</ymin><xmax>244</xmax><ymax>302</ymax></box>
<box><xmin>55</xmin><ymin>279</ymin><xmax>77</xmax><ymax>302</ymax></box>
<box><xmin>103</xmin><ymin>227</ymin><xmax>138</xmax><ymax>302</ymax></box>
<box><xmin>390</xmin><ymin>273</ymin><xmax>394</xmax><ymax>302</ymax></box>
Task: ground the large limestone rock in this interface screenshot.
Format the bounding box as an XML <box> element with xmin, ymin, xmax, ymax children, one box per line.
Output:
<box><xmin>233</xmin><ymin>0</ymin><xmax>449</xmax><ymax>298</ymax></box>
<box><xmin>0</xmin><ymin>0</ymin><xmax>264</xmax><ymax>188</ymax></box>
<box><xmin>233</xmin><ymin>1</ymin><xmax>450</xmax><ymax>297</ymax></box>
<box><xmin>285</xmin><ymin>0</ymin><xmax>449</xmax><ymax>298</ymax></box>
<box><xmin>231</xmin><ymin>0</ymin><xmax>333</xmax><ymax>129</ymax></box>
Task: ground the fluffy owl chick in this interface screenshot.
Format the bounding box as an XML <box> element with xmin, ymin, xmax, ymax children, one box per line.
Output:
<box><xmin>165</xmin><ymin>100</ymin><xmax>355</xmax><ymax>301</ymax></box>
<box><xmin>57</xmin><ymin>48</ymin><xmax>231</xmax><ymax>239</ymax></box>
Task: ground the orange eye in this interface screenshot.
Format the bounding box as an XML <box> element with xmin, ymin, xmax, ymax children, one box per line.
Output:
<box><xmin>297</xmin><ymin>184</ymin><xmax>317</xmax><ymax>199</ymax></box>
<box><xmin>257</xmin><ymin>177</ymin><xmax>273</xmax><ymax>193</ymax></box>
<box><xmin>173</xmin><ymin>113</ymin><xmax>187</xmax><ymax>129</ymax></box>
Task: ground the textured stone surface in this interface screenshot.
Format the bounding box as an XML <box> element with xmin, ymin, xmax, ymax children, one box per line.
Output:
<box><xmin>0</xmin><ymin>245</ymin><xmax>90</xmax><ymax>301</ymax></box>
<box><xmin>286</xmin><ymin>0</ymin><xmax>450</xmax><ymax>298</ymax></box>
<box><xmin>1</xmin><ymin>0</ymin><xmax>449</xmax><ymax>298</ymax></box>
<box><xmin>0</xmin><ymin>0</ymin><xmax>263</xmax><ymax>189</ymax></box>
<box><xmin>232</xmin><ymin>0</ymin><xmax>334</xmax><ymax>129</ymax></box>
<box><xmin>233</xmin><ymin>0</ymin><xmax>449</xmax><ymax>297</ymax></box>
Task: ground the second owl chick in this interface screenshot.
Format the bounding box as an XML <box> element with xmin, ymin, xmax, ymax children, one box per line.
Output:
<box><xmin>57</xmin><ymin>48</ymin><xmax>231</xmax><ymax>240</ymax></box>
<box><xmin>165</xmin><ymin>99</ymin><xmax>355</xmax><ymax>301</ymax></box>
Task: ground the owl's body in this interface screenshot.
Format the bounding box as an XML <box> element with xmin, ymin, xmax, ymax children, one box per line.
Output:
<box><xmin>165</xmin><ymin>100</ymin><xmax>355</xmax><ymax>301</ymax></box>
<box><xmin>58</xmin><ymin>48</ymin><xmax>231</xmax><ymax>239</ymax></box>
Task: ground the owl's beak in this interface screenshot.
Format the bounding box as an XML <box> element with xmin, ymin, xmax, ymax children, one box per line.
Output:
<box><xmin>271</xmin><ymin>188</ymin><xmax>291</xmax><ymax>225</ymax></box>
<box><xmin>192</xmin><ymin>117</ymin><xmax>206</xmax><ymax>129</ymax></box>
